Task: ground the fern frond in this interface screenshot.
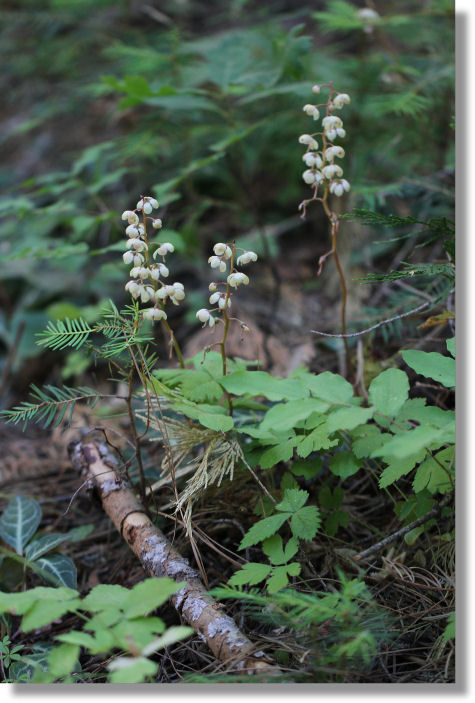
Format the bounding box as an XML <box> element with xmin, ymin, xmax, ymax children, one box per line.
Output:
<box><xmin>0</xmin><ymin>384</ymin><xmax>101</xmax><ymax>429</ymax></box>
<box><xmin>36</xmin><ymin>318</ymin><xmax>93</xmax><ymax>351</ymax></box>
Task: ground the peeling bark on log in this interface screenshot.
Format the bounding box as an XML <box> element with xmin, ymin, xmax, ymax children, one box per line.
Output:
<box><xmin>68</xmin><ymin>438</ymin><xmax>279</xmax><ymax>676</ymax></box>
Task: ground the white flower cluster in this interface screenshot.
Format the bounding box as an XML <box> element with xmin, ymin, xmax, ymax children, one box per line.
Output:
<box><xmin>299</xmin><ymin>85</ymin><xmax>351</xmax><ymax>198</ymax></box>
<box><xmin>196</xmin><ymin>242</ymin><xmax>257</xmax><ymax>328</ymax></box>
<box><xmin>356</xmin><ymin>7</ymin><xmax>380</xmax><ymax>33</ymax></box>
<box><xmin>121</xmin><ymin>196</ymin><xmax>185</xmax><ymax>321</ymax></box>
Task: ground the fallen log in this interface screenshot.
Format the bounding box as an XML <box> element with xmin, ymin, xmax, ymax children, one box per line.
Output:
<box><xmin>68</xmin><ymin>437</ymin><xmax>279</xmax><ymax>676</ymax></box>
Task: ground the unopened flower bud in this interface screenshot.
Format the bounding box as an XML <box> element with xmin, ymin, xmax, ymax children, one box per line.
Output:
<box><xmin>311</xmin><ymin>84</ymin><xmax>321</xmax><ymax>94</ymax></box>
<box><xmin>196</xmin><ymin>308</ymin><xmax>211</xmax><ymax>323</ymax></box>
<box><xmin>152</xmin><ymin>219</ymin><xmax>163</xmax><ymax>229</ymax></box>
<box><xmin>209</xmin><ymin>282</ymin><xmax>218</xmax><ymax>292</ymax></box>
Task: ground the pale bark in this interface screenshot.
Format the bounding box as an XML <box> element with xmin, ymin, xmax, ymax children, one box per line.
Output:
<box><xmin>68</xmin><ymin>438</ymin><xmax>279</xmax><ymax>675</ymax></box>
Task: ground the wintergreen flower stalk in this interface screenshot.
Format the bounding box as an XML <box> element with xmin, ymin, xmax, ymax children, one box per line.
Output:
<box><xmin>196</xmin><ymin>242</ymin><xmax>257</xmax><ymax>377</ymax></box>
<box><xmin>297</xmin><ymin>84</ymin><xmax>354</xmax><ymax>380</ymax></box>
<box><xmin>121</xmin><ymin>195</ymin><xmax>185</xmax><ymax>367</ymax></box>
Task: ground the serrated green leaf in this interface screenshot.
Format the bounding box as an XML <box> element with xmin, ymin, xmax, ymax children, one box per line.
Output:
<box><xmin>228</xmin><ymin>562</ymin><xmax>272</xmax><ymax>587</ymax></box>
<box><xmin>219</xmin><ymin>370</ymin><xmax>308</xmax><ymax>401</ymax></box>
<box><xmin>262</xmin><ymin>535</ymin><xmax>298</xmax><ymax>565</ymax></box>
<box><xmin>82</xmin><ymin>583</ymin><xmax>130</xmax><ymax>612</ymax></box>
<box><xmin>329</xmin><ymin>452</ymin><xmax>360</xmax><ymax>479</ymax></box>
<box><xmin>239</xmin><ymin>513</ymin><xmax>290</xmax><ymax>549</ymax></box>
<box><xmin>267</xmin><ymin>563</ymin><xmax>301</xmax><ymax>593</ymax></box>
<box><xmin>318</xmin><ymin>485</ymin><xmax>344</xmax><ymax>510</ymax></box>
<box><xmin>402</xmin><ymin>350</ymin><xmax>455</xmax><ymax>388</ymax></box>
<box><xmin>324</xmin><ymin>510</ymin><xmax>349</xmax><ymax>538</ymax></box>
<box><xmin>378</xmin><ymin>451</ymin><xmax>426</xmax><ymax>488</ymax></box>
<box><xmin>34</xmin><ymin>553</ymin><xmax>77</xmax><ymax>589</ymax></box>
<box><xmin>396</xmin><ymin>403</ymin><xmax>454</xmax><ymax>429</ymax></box>
<box><xmin>124</xmin><ymin>578</ymin><xmax>183</xmax><ymax>618</ymax></box>
<box><xmin>290</xmin><ymin>457</ymin><xmax>323</xmax><ymax>479</ymax></box>
<box><xmin>351</xmin><ymin>425</ymin><xmax>385</xmax><ymax>458</ymax></box>
<box><xmin>372</xmin><ymin>425</ymin><xmax>452</xmax><ymax>460</ymax></box>
<box><xmin>172</xmin><ymin>402</ymin><xmax>234</xmax><ymax>432</ymax></box>
<box><xmin>21</xmin><ymin>597</ymin><xmax>80</xmax><ymax>632</ymax></box>
<box><xmin>413</xmin><ymin>446</ymin><xmax>454</xmax><ymax>494</ymax></box>
<box><xmin>0</xmin><ymin>586</ymin><xmax>78</xmax><ymax>616</ymax></box>
<box><xmin>327</xmin><ymin>406</ymin><xmax>374</xmax><ymax>433</ymax></box>
<box><xmin>47</xmin><ymin>643</ymin><xmax>80</xmax><ymax>680</ymax></box>
<box><xmin>303</xmin><ymin>371</ymin><xmax>354</xmax><ymax>404</ymax></box>
<box><xmin>276</xmin><ymin>488</ymin><xmax>308</xmax><ymax>513</ymax></box>
<box><xmin>111</xmin><ymin>617</ymin><xmax>166</xmax><ymax>651</ymax></box>
<box><xmin>24</xmin><ymin>533</ymin><xmax>71</xmax><ymax>561</ymax></box>
<box><xmin>290</xmin><ymin>506</ymin><xmax>321</xmax><ymax>540</ymax></box>
<box><xmin>297</xmin><ymin>420</ymin><xmax>338</xmax><ymax>458</ymax></box>
<box><xmin>141</xmin><ymin>626</ymin><xmax>193</xmax><ymax>656</ymax></box>
<box><xmin>369</xmin><ymin>368</ymin><xmax>409</xmax><ymax>417</ymax></box>
<box><xmin>0</xmin><ymin>496</ymin><xmax>42</xmax><ymax>555</ymax></box>
<box><xmin>260</xmin><ymin>398</ymin><xmax>329</xmax><ymax>432</ymax></box>
<box><xmin>259</xmin><ymin>438</ymin><xmax>296</xmax><ymax>469</ymax></box>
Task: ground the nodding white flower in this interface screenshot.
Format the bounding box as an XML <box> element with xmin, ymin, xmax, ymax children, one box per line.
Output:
<box><xmin>155</xmin><ymin>287</ymin><xmax>168</xmax><ymax>300</ymax></box>
<box><xmin>302</xmin><ymin>152</ymin><xmax>323</xmax><ymax>169</ymax></box>
<box><xmin>329</xmin><ymin>179</ymin><xmax>351</xmax><ymax>196</ymax></box>
<box><xmin>143</xmin><ymin>308</ymin><xmax>167</xmax><ymax>321</ymax></box>
<box><xmin>209</xmin><ymin>282</ymin><xmax>218</xmax><ymax>292</ymax></box>
<box><xmin>152</xmin><ymin>218</ymin><xmax>163</xmax><ymax>229</ymax></box>
<box><xmin>130</xmin><ymin>266</ymin><xmax>150</xmax><ymax>279</ymax></box>
<box><xmin>170</xmin><ymin>282</ymin><xmax>185</xmax><ymax>303</ymax></box>
<box><xmin>336</xmin><ymin>127</ymin><xmax>346</xmax><ymax>138</ymax></box>
<box><xmin>137</xmin><ymin>197</ymin><xmax>159</xmax><ymax>214</ymax></box>
<box><xmin>236</xmin><ymin>251</ymin><xmax>258</xmax><ymax>266</ymax></box>
<box><xmin>322</xmin><ymin>164</ymin><xmax>343</xmax><ymax>179</ymax></box>
<box><xmin>219</xmin><ymin>260</ymin><xmax>227</xmax><ymax>273</ymax></box>
<box><xmin>208</xmin><ymin>255</ymin><xmax>222</xmax><ymax>269</ymax></box>
<box><xmin>153</xmin><ymin>242</ymin><xmax>175</xmax><ymax>258</ymax></box>
<box><xmin>326</xmin><ymin>129</ymin><xmax>337</xmax><ymax>141</ymax></box>
<box><xmin>126</xmin><ymin>224</ymin><xmax>144</xmax><ymax>237</ymax></box>
<box><xmin>218</xmin><ymin>296</ymin><xmax>231</xmax><ymax>310</ymax></box>
<box><xmin>213</xmin><ymin>243</ymin><xmax>232</xmax><ymax>259</ymax></box>
<box><xmin>122</xmin><ymin>210</ymin><xmax>139</xmax><ymax>225</ymax></box>
<box><xmin>127</xmin><ymin>237</ymin><xmax>147</xmax><ymax>252</ymax></box>
<box><xmin>125</xmin><ymin>280</ymin><xmax>140</xmax><ymax>298</ymax></box>
<box><xmin>322</xmin><ymin>115</ymin><xmax>343</xmax><ymax>132</ymax></box>
<box><xmin>196</xmin><ymin>308</ymin><xmax>211</xmax><ymax>323</ymax></box>
<box><xmin>325</xmin><ymin>146</ymin><xmax>345</xmax><ymax>161</ymax></box>
<box><xmin>333</xmin><ymin>93</ymin><xmax>350</xmax><ymax>109</ymax></box>
<box><xmin>312</xmin><ymin>84</ymin><xmax>321</xmax><ymax>94</ymax></box>
<box><xmin>209</xmin><ymin>292</ymin><xmax>221</xmax><ymax>305</ymax></box>
<box><xmin>227</xmin><ymin>272</ymin><xmax>249</xmax><ymax>288</ymax></box>
<box><xmin>303</xmin><ymin>169</ymin><xmax>318</xmax><ymax>184</ymax></box>
<box><xmin>140</xmin><ymin>286</ymin><xmax>155</xmax><ymax>304</ymax></box>
<box><xmin>298</xmin><ymin>134</ymin><xmax>319</xmax><ymax>150</ymax></box>
<box><xmin>123</xmin><ymin>250</ymin><xmax>134</xmax><ymax>265</ymax></box>
<box><xmin>303</xmin><ymin>104</ymin><xmax>320</xmax><ymax>120</ymax></box>
<box><xmin>133</xmin><ymin>253</ymin><xmax>144</xmax><ymax>266</ymax></box>
<box><xmin>157</xmin><ymin>263</ymin><xmax>169</xmax><ymax>278</ymax></box>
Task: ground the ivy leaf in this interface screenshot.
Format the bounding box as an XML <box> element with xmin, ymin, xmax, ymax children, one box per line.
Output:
<box><xmin>329</xmin><ymin>452</ymin><xmax>360</xmax><ymax>479</ymax></box>
<box><xmin>290</xmin><ymin>506</ymin><xmax>321</xmax><ymax>540</ymax></box>
<box><xmin>0</xmin><ymin>496</ymin><xmax>42</xmax><ymax>555</ymax></box>
<box><xmin>228</xmin><ymin>562</ymin><xmax>272</xmax><ymax>587</ymax></box>
<box><xmin>402</xmin><ymin>350</ymin><xmax>455</xmax><ymax>388</ymax></box>
<box><xmin>369</xmin><ymin>368</ymin><xmax>409</xmax><ymax>417</ymax></box>
<box><xmin>276</xmin><ymin>488</ymin><xmax>308</xmax><ymax>513</ymax></box>
<box><xmin>239</xmin><ymin>513</ymin><xmax>290</xmax><ymax>549</ymax></box>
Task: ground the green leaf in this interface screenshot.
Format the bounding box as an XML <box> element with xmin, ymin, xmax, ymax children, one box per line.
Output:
<box><xmin>318</xmin><ymin>485</ymin><xmax>344</xmax><ymax>510</ymax></box>
<box><xmin>276</xmin><ymin>488</ymin><xmax>308</xmax><ymax>514</ymax></box>
<box><xmin>260</xmin><ymin>398</ymin><xmax>329</xmax><ymax>432</ymax></box>
<box><xmin>327</xmin><ymin>406</ymin><xmax>374</xmax><ymax>433</ymax></box>
<box><xmin>24</xmin><ymin>533</ymin><xmax>71</xmax><ymax>561</ymax></box>
<box><xmin>446</xmin><ymin>338</ymin><xmax>455</xmax><ymax>357</ymax></box>
<box><xmin>123</xmin><ymin>578</ymin><xmax>183</xmax><ymax>619</ymax></box>
<box><xmin>262</xmin><ymin>535</ymin><xmax>299</xmax><ymax>565</ymax></box>
<box><xmin>413</xmin><ymin>446</ymin><xmax>454</xmax><ymax>494</ymax></box>
<box><xmin>259</xmin><ymin>439</ymin><xmax>296</xmax><ymax>469</ymax></box>
<box><xmin>290</xmin><ymin>506</ymin><xmax>321</xmax><ymax>540</ymax></box>
<box><xmin>296</xmin><ymin>419</ymin><xmax>338</xmax><ymax>458</ymax></box>
<box><xmin>82</xmin><ymin>584</ymin><xmax>130</xmax><ymax>612</ymax></box>
<box><xmin>329</xmin><ymin>452</ymin><xmax>360</xmax><ymax>479</ymax></box>
<box><xmin>219</xmin><ymin>370</ymin><xmax>309</xmax><ymax>401</ymax></box>
<box><xmin>0</xmin><ymin>496</ymin><xmax>42</xmax><ymax>555</ymax></box>
<box><xmin>351</xmin><ymin>425</ymin><xmax>386</xmax><ymax>458</ymax></box>
<box><xmin>267</xmin><ymin>563</ymin><xmax>301</xmax><ymax>593</ymax></box>
<box><xmin>378</xmin><ymin>451</ymin><xmax>426</xmax><ymax>488</ymax></box>
<box><xmin>111</xmin><ymin>617</ymin><xmax>166</xmax><ymax>652</ymax></box>
<box><xmin>302</xmin><ymin>371</ymin><xmax>354</xmax><ymax>404</ymax></box>
<box><xmin>368</xmin><ymin>368</ymin><xmax>409</xmax><ymax>417</ymax></box>
<box><xmin>0</xmin><ymin>586</ymin><xmax>78</xmax><ymax>615</ymax></box>
<box><xmin>402</xmin><ymin>350</ymin><xmax>455</xmax><ymax>388</ymax></box>
<box><xmin>290</xmin><ymin>457</ymin><xmax>323</xmax><ymax>479</ymax></box>
<box><xmin>228</xmin><ymin>562</ymin><xmax>272</xmax><ymax>587</ymax></box>
<box><xmin>172</xmin><ymin>402</ymin><xmax>234</xmax><ymax>432</ymax></box>
<box><xmin>21</xmin><ymin>597</ymin><xmax>80</xmax><ymax>632</ymax></box>
<box><xmin>443</xmin><ymin>612</ymin><xmax>455</xmax><ymax>641</ymax></box>
<box><xmin>141</xmin><ymin>626</ymin><xmax>193</xmax><ymax>656</ymax></box>
<box><xmin>324</xmin><ymin>510</ymin><xmax>349</xmax><ymax>537</ymax></box>
<box><xmin>239</xmin><ymin>513</ymin><xmax>290</xmax><ymax>549</ymax></box>
<box><xmin>108</xmin><ymin>656</ymin><xmax>158</xmax><ymax>684</ymax></box>
<box><xmin>34</xmin><ymin>554</ymin><xmax>77</xmax><ymax>589</ymax></box>
<box><xmin>47</xmin><ymin>643</ymin><xmax>80</xmax><ymax>681</ymax></box>
<box><xmin>371</xmin><ymin>426</ymin><xmax>452</xmax><ymax>460</ymax></box>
